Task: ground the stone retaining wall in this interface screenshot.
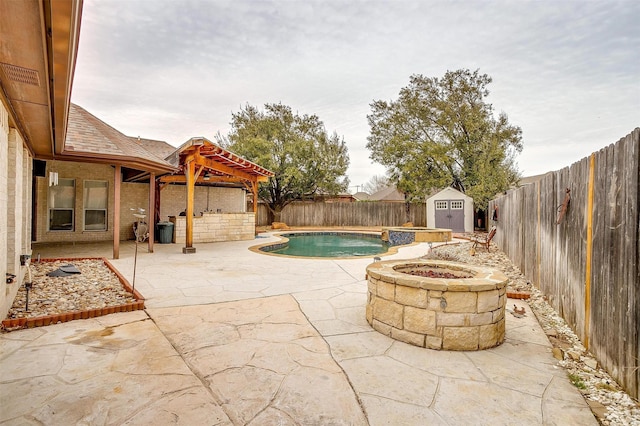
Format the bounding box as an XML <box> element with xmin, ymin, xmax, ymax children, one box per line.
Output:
<box><xmin>170</xmin><ymin>212</ymin><xmax>255</xmax><ymax>243</ymax></box>
<box><xmin>366</xmin><ymin>259</ymin><xmax>508</xmax><ymax>351</ymax></box>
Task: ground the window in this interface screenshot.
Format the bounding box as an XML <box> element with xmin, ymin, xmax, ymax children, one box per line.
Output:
<box><xmin>451</xmin><ymin>200</ymin><xmax>464</xmax><ymax>210</ymax></box>
<box><xmin>84</xmin><ymin>180</ymin><xmax>108</xmax><ymax>231</ymax></box>
<box><xmin>49</xmin><ymin>178</ymin><xmax>75</xmax><ymax>231</ymax></box>
<box><xmin>435</xmin><ymin>201</ymin><xmax>448</xmax><ymax>210</ymax></box>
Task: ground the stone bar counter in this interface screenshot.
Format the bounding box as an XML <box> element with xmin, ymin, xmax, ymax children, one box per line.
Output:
<box><xmin>169</xmin><ymin>212</ymin><xmax>256</xmax><ymax>244</ymax></box>
<box><xmin>366</xmin><ymin>259</ymin><xmax>508</xmax><ymax>351</ymax></box>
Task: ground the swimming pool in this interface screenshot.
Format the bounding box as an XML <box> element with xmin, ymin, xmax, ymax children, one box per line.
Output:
<box><xmin>258</xmin><ymin>232</ymin><xmax>391</xmax><ymax>258</ymax></box>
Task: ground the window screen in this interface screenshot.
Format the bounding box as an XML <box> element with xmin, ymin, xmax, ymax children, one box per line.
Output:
<box><xmin>84</xmin><ymin>180</ymin><xmax>108</xmax><ymax>231</ymax></box>
<box><xmin>49</xmin><ymin>178</ymin><xmax>75</xmax><ymax>231</ymax></box>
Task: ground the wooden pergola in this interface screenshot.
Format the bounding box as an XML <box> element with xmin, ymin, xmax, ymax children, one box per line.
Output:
<box><xmin>159</xmin><ymin>138</ymin><xmax>273</xmax><ymax>253</ymax></box>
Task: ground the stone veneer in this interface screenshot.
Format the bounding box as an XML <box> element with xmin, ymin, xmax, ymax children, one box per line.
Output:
<box><xmin>170</xmin><ymin>212</ymin><xmax>255</xmax><ymax>244</ymax></box>
<box><xmin>366</xmin><ymin>259</ymin><xmax>508</xmax><ymax>351</ymax></box>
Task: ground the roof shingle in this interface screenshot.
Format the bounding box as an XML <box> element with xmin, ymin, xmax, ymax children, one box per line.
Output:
<box><xmin>65</xmin><ymin>104</ymin><xmax>175</xmax><ymax>170</ymax></box>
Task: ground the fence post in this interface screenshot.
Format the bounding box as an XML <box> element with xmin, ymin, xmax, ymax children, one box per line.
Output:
<box><xmin>537</xmin><ymin>181</ymin><xmax>541</xmax><ymax>288</ymax></box>
<box><xmin>584</xmin><ymin>153</ymin><xmax>596</xmax><ymax>349</ymax></box>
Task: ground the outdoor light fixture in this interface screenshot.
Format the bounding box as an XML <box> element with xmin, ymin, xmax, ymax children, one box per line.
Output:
<box><xmin>20</xmin><ymin>254</ymin><xmax>30</xmax><ymax>266</ymax></box>
<box><xmin>24</xmin><ymin>259</ymin><xmax>33</xmax><ymax>312</ymax></box>
<box><xmin>48</xmin><ymin>171</ymin><xmax>58</xmax><ymax>186</ymax></box>
<box><xmin>24</xmin><ymin>281</ymin><xmax>33</xmax><ymax>312</ymax></box>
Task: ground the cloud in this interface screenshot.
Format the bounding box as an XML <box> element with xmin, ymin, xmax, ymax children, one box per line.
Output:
<box><xmin>73</xmin><ymin>0</ymin><xmax>640</xmax><ymax>188</ymax></box>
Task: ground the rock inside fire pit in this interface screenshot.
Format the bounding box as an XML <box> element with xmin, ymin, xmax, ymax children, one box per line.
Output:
<box><xmin>398</xmin><ymin>265</ymin><xmax>474</xmax><ymax>279</ymax></box>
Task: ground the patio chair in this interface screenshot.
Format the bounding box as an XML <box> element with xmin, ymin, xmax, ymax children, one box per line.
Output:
<box><xmin>470</xmin><ymin>226</ymin><xmax>497</xmax><ymax>252</ymax></box>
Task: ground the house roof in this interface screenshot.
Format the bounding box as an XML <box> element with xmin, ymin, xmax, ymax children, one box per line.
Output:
<box><xmin>353</xmin><ymin>191</ymin><xmax>372</xmax><ymax>201</ymax></box>
<box><xmin>62</xmin><ymin>104</ymin><xmax>177</xmax><ymax>174</ymax></box>
<box><xmin>59</xmin><ymin>105</ymin><xmax>273</xmax><ymax>185</ymax></box>
<box><xmin>518</xmin><ymin>173</ymin><xmax>549</xmax><ymax>186</ymax></box>
<box><xmin>130</xmin><ymin>137</ymin><xmax>176</xmax><ymax>162</ymax></box>
<box><xmin>369</xmin><ymin>186</ymin><xmax>406</xmax><ymax>202</ymax></box>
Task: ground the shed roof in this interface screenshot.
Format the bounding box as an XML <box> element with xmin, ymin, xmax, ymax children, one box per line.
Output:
<box><xmin>427</xmin><ymin>186</ymin><xmax>473</xmax><ymax>202</ymax></box>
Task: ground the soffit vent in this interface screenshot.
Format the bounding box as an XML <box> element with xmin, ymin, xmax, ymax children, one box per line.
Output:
<box><xmin>0</xmin><ymin>63</ymin><xmax>41</xmax><ymax>86</ymax></box>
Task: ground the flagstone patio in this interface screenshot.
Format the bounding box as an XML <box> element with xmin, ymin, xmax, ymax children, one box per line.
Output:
<box><xmin>0</xmin><ymin>235</ymin><xmax>598</xmax><ymax>425</ymax></box>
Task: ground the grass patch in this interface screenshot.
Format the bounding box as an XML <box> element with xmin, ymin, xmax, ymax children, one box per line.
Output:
<box><xmin>424</xmin><ymin>250</ymin><xmax>461</xmax><ymax>262</ymax></box>
<box><xmin>595</xmin><ymin>382</ymin><xmax>617</xmax><ymax>392</ymax></box>
<box><xmin>568</xmin><ymin>373</ymin><xmax>587</xmax><ymax>390</ymax></box>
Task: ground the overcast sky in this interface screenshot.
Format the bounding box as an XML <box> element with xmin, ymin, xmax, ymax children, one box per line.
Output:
<box><xmin>72</xmin><ymin>0</ymin><xmax>639</xmax><ymax>192</ymax></box>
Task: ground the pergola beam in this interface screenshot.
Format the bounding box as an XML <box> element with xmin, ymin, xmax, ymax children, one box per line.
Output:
<box><xmin>192</xmin><ymin>152</ymin><xmax>258</xmax><ymax>182</ymax></box>
<box><xmin>161</xmin><ymin>165</ymin><xmax>265</xmax><ymax>216</ymax></box>
<box><xmin>160</xmin><ymin>175</ymin><xmax>251</xmax><ymax>185</ymax></box>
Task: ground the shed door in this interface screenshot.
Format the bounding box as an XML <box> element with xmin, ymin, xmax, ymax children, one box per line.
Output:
<box><xmin>434</xmin><ymin>199</ymin><xmax>465</xmax><ymax>232</ymax></box>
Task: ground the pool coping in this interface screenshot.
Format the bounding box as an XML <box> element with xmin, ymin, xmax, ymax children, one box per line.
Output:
<box><xmin>249</xmin><ymin>230</ymin><xmax>418</xmax><ymax>259</ymax></box>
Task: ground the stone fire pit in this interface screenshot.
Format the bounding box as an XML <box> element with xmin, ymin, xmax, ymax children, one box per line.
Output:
<box><xmin>366</xmin><ymin>259</ymin><xmax>508</xmax><ymax>351</ymax></box>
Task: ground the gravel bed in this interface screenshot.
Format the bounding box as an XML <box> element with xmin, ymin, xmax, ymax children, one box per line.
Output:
<box><xmin>5</xmin><ymin>259</ymin><xmax>136</xmax><ymax>319</ymax></box>
<box><xmin>426</xmin><ymin>241</ymin><xmax>639</xmax><ymax>426</ymax></box>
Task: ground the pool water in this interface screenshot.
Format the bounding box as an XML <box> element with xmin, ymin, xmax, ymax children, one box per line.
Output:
<box><xmin>263</xmin><ymin>232</ymin><xmax>391</xmax><ymax>258</ymax></box>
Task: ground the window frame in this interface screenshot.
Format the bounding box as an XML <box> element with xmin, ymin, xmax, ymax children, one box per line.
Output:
<box><xmin>83</xmin><ymin>179</ymin><xmax>108</xmax><ymax>232</ymax></box>
<box><xmin>435</xmin><ymin>200</ymin><xmax>448</xmax><ymax>210</ymax></box>
<box><xmin>48</xmin><ymin>178</ymin><xmax>75</xmax><ymax>231</ymax></box>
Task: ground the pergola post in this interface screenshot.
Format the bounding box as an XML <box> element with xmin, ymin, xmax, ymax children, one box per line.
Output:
<box><xmin>183</xmin><ymin>160</ymin><xmax>196</xmax><ymax>254</ymax></box>
<box><xmin>252</xmin><ymin>180</ymin><xmax>258</xmax><ymax>213</ymax></box>
<box><xmin>148</xmin><ymin>172</ymin><xmax>155</xmax><ymax>253</ymax></box>
<box><xmin>113</xmin><ymin>165</ymin><xmax>121</xmax><ymax>259</ymax></box>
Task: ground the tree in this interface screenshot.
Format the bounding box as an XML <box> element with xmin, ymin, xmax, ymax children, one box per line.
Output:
<box><xmin>362</xmin><ymin>174</ymin><xmax>389</xmax><ymax>194</ymax></box>
<box><xmin>220</xmin><ymin>103</ymin><xmax>350</xmax><ymax>223</ymax></box>
<box><xmin>366</xmin><ymin>69</ymin><xmax>522</xmax><ymax>210</ymax></box>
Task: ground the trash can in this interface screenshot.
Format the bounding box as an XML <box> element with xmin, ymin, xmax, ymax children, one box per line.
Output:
<box><xmin>157</xmin><ymin>221</ymin><xmax>174</xmax><ymax>244</ymax></box>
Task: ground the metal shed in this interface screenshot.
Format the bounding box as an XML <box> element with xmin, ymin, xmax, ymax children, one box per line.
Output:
<box><xmin>426</xmin><ymin>187</ymin><xmax>474</xmax><ymax>233</ymax></box>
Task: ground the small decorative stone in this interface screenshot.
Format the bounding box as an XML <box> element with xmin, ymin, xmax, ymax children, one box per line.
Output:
<box><xmin>552</xmin><ymin>347</ymin><xmax>564</xmax><ymax>360</ymax></box>
<box><xmin>4</xmin><ymin>259</ymin><xmax>138</xmax><ymax>324</ymax></box>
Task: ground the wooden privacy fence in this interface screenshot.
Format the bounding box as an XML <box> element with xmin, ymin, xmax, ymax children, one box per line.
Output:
<box><xmin>489</xmin><ymin>128</ymin><xmax>639</xmax><ymax>399</ymax></box>
<box><xmin>253</xmin><ymin>201</ymin><xmax>427</xmax><ymax>228</ymax></box>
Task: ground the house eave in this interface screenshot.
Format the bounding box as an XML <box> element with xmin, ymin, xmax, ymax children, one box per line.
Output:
<box><xmin>0</xmin><ymin>0</ymin><xmax>82</xmax><ymax>158</ymax></box>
